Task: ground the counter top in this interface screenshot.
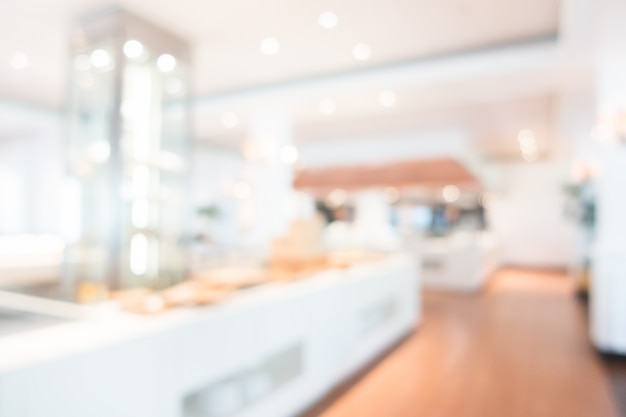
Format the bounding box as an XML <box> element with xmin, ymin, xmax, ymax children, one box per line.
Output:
<box><xmin>0</xmin><ymin>254</ymin><xmax>412</xmax><ymax>374</ymax></box>
<box><xmin>0</xmin><ymin>253</ymin><xmax>419</xmax><ymax>417</ymax></box>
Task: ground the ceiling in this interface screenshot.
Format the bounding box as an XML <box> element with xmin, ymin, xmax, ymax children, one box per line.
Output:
<box><xmin>297</xmin><ymin>94</ymin><xmax>560</xmax><ymax>161</ymax></box>
<box><xmin>0</xmin><ymin>0</ymin><xmax>560</xmax><ymax>107</ymax></box>
<box><xmin>0</xmin><ymin>0</ymin><xmax>594</xmax><ymax>162</ymax></box>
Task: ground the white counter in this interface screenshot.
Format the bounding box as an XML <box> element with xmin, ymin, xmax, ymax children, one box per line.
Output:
<box><xmin>0</xmin><ymin>254</ymin><xmax>420</xmax><ymax>417</ymax></box>
<box><xmin>421</xmin><ymin>232</ymin><xmax>498</xmax><ymax>292</ymax></box>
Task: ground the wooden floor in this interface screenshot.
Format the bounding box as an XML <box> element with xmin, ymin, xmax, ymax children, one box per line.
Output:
<box><xmin>307</xmin><ymin>269</ymin><xmax>621</xmax><ymax>417</ymax></box>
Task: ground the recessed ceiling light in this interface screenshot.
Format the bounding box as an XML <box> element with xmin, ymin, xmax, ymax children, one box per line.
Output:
<box><xmin>352</xmin><ymin>43</ymin><xmax>371</xmax><ymax>61</ymax></box>
<box><xmin>10</xmin><ymin>52</ymin><xmax>28</xmax><ymax>70</ymax></box>
<box><xmin>221</xmin><ymin>112</ymin><xmax>239</xmax><ymax>129</ymax></box>
<box><xmin>319</xmin><ymin>11</ymin><xmax>338</xmax><ymax>29</ymax></box>
<box><xmin>123</xmin><ymin>40</ymin><xmax>144</xmax><ymax>59</ymax></box>
<box><xmin>379</xmin><ymin>90</ymin><xmax>397</xmax><ymax>107</ymax></box>
<box><xmin>157</xmin><ymin>54</ymin><xmax>176</xmax><ymax>72</ymax></box>
<box><xmin>318</xmin><ymin>98</ymin><xmax>337</xmax><ymax>115</ymax></box>
<box><xmin>90</xmin><ymin>49</ymin><xmax>111</xmax><ymax>69</ymax></box>
<box><xmin>260</xmin><ymin>38</ymin><xmax>280</xmax><ymax>55</ymax></box>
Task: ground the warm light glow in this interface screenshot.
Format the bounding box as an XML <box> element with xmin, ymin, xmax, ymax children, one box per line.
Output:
<box><xmin>352</xmin><ymin>43</ymin><xmax>371</xmax><ymax>61</ymax></box>
<box><xmin>123</xmin><ymin>40</ymin><xmax>144</xmax><ymax>59</ymax></box>
<box><xmin>326</xmin><ymin>188</ymin><xmax>348</xmax><ymax>208</ymax></box>
<box><xmin>442</xmin><ymin>185</ymin><xmax>460</xmax><ymax>203</ymax></box>
<box><xmin>241</xmin><ymin>141</ymin><xmax>266</xmax><ymax>161</ymax></box>
<box><xmin>518</xmin><ymin>129</ymin><xmax>539</xmax><ymax>162</ymax></box>
<box><xmin>143</xmin><ymin>295</ymin><xmax>166</xmax><ymax>313</ymax></box>
<box><xmin>379</xmin><ymin>90</ymin><xmax>397</xmax><ymax>108</ymax></box>
<box><xmin>517</xmin><ymin>129</ymin><xmax>535</xmax><ymax>146</ymax></box>
<box><xmin>319</xmin><ymin>98</ymin><xmax>337</xmax><ymax>115</ymax></box>
<box><xmin>233</xmin><ymin>181</ymin><xmax>252</xmax><ymax>199</ymax></box>
<box><xmin>10</xmin><ymin>52</ymin><xmax>28</xmax><ymax>70</ymax></box>
<box><xmin>260</xmin><ymin>38</ymin><xmax>280</xmax><ymax>55</ymax></box>
<box><xmin>280</xmin><ymin>145</ymin><xmax>299</xmax><ymax>164</ymax></box>
<box><xmin>384</xmin><ymin>187</ymin><xmax>400</xmax><ymax>203</ymax></box>
<box><xmin>130</xmin><ymin>233</ymin><xmax>148</xmax><ymax>275</ymax></box>
<box><xmin>572</xmin><ymin>159</ymin><xmax>600</xmax><ymax>181</ymax></box>
<box><xmin>221</xmin><ymin>112</ymin><xmax>239</xmax><ymax>129</ymax></box>
<box><xmin>592</xmin><ymin>111</ymin><xmax>626</xmax><ymax>145</ymax></box>
<box><xmin>90</xmin><ymin>49</ymin><xmax>111</xmax><ymax>69</ymax></box>
<box><xmin>157</xmin><ymin>54</ymin><xmax>176</xmax><ymax>72</ymax></box>
<box><xmin>319</xmin><ymin>11</ymin><xmax>338</xmax><ymax>29</ymax></box>
<box><xmin>520</xmin><ymin>142</ymin><xmax>537</xmax><ymax>153</ymax></box>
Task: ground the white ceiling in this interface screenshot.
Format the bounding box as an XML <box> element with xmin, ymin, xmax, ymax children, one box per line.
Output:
<box><xmin>0</xmin><ymin>0</ymin><xmax>559</xmax><ymax>107</ymax></box>
<box><xmin>192</xmin><ymin>34</ymin><xmax>593</xmax><ymax>159</ymax></box>
<box><xmin>0</xmin><ymin>0</ymin><xmax>597</xmax><ymax>160</ymax></box>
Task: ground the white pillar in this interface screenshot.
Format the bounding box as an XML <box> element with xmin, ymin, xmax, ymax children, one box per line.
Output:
<box><xmin>590</xmin><ymin>0</ymin><xmax>626</xmax><ymax>353</ymax></box>
<box><xmin>237</xmin><ymin>110</ymin><xmax>295</xmax><ymax>253</ymax></box>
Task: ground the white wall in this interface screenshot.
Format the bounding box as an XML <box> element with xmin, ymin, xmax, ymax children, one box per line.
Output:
<box><xmin>487</xmin><ymin>159</ymin><xmax>576</xmax><ymax>268</ymax></box>
<box><xmin>0</xmin><ymin>132</ymin><xmax>63</xmax><ymax>234</ymax></box>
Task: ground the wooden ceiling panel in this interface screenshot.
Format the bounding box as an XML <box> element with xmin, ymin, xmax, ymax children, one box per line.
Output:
<box><xmin>294</xmin><ymin>157</ymin><xmax>480</xmax><ymax>192</ymax></box>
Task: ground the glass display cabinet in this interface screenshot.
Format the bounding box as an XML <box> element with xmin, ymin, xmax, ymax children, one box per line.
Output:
<box><xmin>64</xmin><ymin>8</ymin><xmax>191</xmax><ymax>302</ymax></box>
